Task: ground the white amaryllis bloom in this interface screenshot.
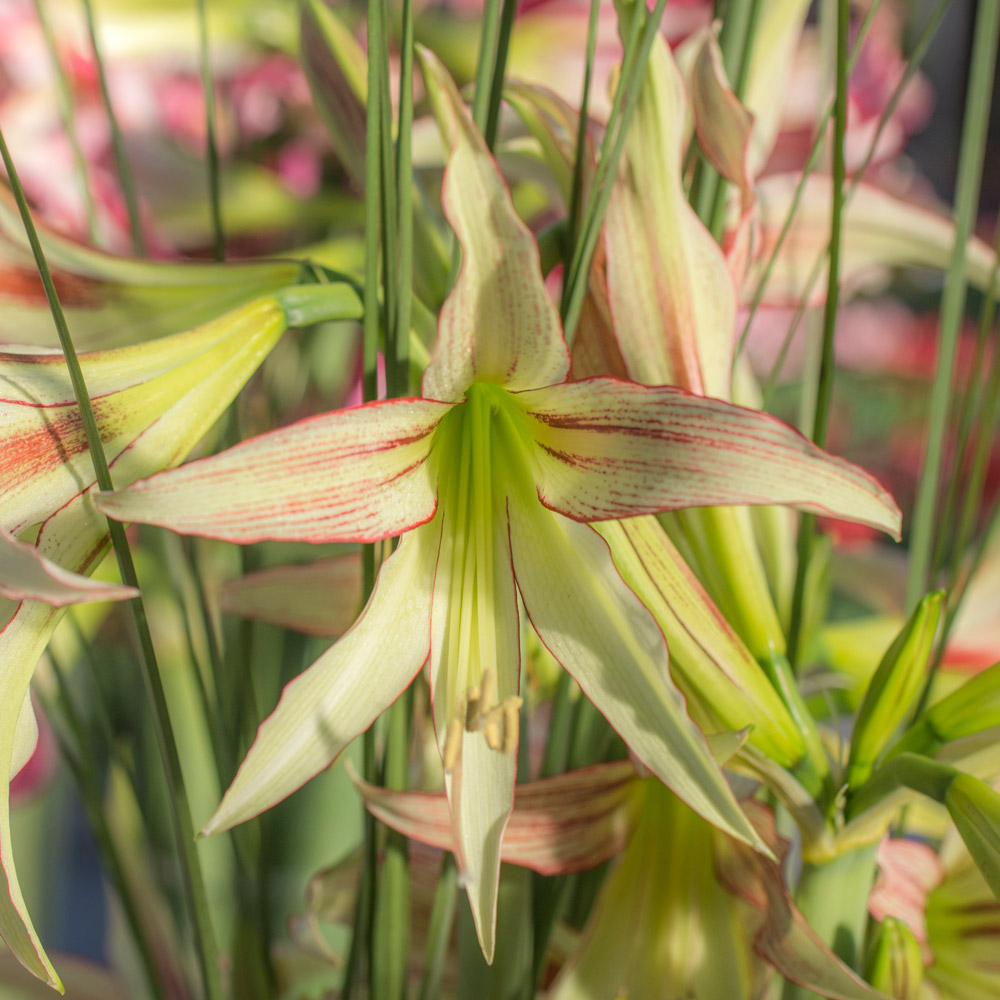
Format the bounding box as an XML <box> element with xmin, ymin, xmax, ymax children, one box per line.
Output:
<box><xmin>99</xmin><ymin>50</ymin><xmax>900</xmax><ymax>958</ymax></box>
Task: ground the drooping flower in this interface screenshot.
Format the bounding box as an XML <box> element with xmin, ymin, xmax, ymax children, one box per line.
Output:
<box><xmin>99</xmin><ymin>50</ymin><xmax>900</xmax><ymax>958</ymax></box>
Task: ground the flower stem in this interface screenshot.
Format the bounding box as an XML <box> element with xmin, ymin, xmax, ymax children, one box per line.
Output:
<box><xmin>197</xmin><ymin>0</ymin><xmax>225</xmax><ymax>261</ymax></box>
<box><xmin>781</xmin><ymin>843</ymin><xmax>880</xmax><ymax>1000</ymax></box>
<box><xmin>906</xmin><ymin>0</ymin><xmax>1000</xmax><ymax>612</ymax></box>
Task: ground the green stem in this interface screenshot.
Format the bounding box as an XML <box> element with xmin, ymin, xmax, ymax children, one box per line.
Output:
<box><xmin>197</xmin><ymin>0</ymin><xmax>225</xmax><ymax>261</ymax></box>
<box><xmin>787</xmin><ymin>0</ymin><xmax>850</xmax><ymax>667</ymax></box>
<box><xmin>782</xmin><ymin>844</ymin><xmax>880</xmax><ymax>1000</ymax></box>
<box><xmin>471</xmin><ymin>0</ymin><xmax>503</xmax><ymax>136</ymax></box>
<box><xmin>394</xmin><ymin>0</ymin><xmax>415</xmax><ymax>397</ymax></box>
<box><xmin>81</xmin><ymin>0</ymin><xmax>145</xmax><ymax>255</ymax></box>
<box><xmin>905</xmin><ymin>0</ymin><xmax>1000</xmax><ymax>612</ymax></box>
<box><xmin>560</xmin><ymin>0</ymin><xmax>669</xmax><ymax>341</ymax></box>
<box><xmin>0</xmin><ymin>128</ymin><xmax>223</xmax><ymax>1000</ymax></box>
<box><xmin>483</xmin><ymin>0</ymin><xmax>518</xmax><ymax>150</ymax></box>
<box><xmin>417</xmin><ymin>853</ymin><xmax>458</xmax><ymax>1000</ymax></box>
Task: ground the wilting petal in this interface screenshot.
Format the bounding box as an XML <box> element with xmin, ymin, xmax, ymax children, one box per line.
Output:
<box><xmin>98</xmin><ymin>398</ymin><xmax>452</xmax><ymax>544</ymax></box>
<box><xmin>220</xmin><ymin>554</ymin><xmax>362</xmax><ymax>637</ymax></box>
<box><xmin>506</xmin><ymin>491</ymin><xmax>767</xmax><ymax>854</ymax></box>
<box><xmin>417</xmin><ymin>48</ymin><xmax>569</xmax><ymax>401</ymax></box>
<box><xmin>690</xmin><ymin>28</ymin><xmax>756</xmax><ymax>280</ymax></box>
<box><xmin>740</xmin><ymin>0</ymin><xmax>810</xmax><ymax>173</ymax></box>
<box><xmin>427</xmin><ymin>474</ymin><xmax>521</xmax><ymax>961</ymax></box>
<box><xmin>604</xmin><ymin>30</ymin><xmax>735</xmax><ymax>397</ymax></box>
<box><xmin>520</xmin><ymin>377</ymin><xmax>901</xmax><ymax>538</ymax></box>
<box><xmin>0</xmin><ymin>526</ymin><xmax>137</xmax><ymax>605</ymax></box>
<box><xmin>749</xmin><ymin>174</ymin><xmax>999</xmax><ymax>309</ymax></box>
<box><xmin>354</xmin><ymin>761</ymin><xmax>637</xmax><ymax>875</ymax></box>
<box><xmin>203</xmin><ymin>520</ymin><xmax>442</xmax><ymax>835</ymax></box>
<box><xmin>2</xmin><ymin>297</ymin><xmax>289</xmax><ymax>533</ymax></box>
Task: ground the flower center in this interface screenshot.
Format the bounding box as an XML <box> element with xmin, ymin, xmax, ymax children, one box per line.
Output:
<box><xmin>432</xmin><ymin>381</ymin><xmax>534</xmax><ymax>771</ymax></box>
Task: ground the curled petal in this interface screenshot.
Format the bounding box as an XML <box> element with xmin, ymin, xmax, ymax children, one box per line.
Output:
<box><xmin>98</xmin><ymin>399</ymin><xmax>453</xmax><ymax>544</ymax></box>
<box><xmin>0</xmin><ymin>527</ymin><xmax>137</xmax><ymax>605</ymax></box>
<box><xmin>418</xmin><ymin>48</ymin><xmax>569</xmax><ymax>401</ymax></box>
<box><xmin>519</xmin><ymin>377</ymin><xmax>901</xmax><ymax>538</ymax></box>
<box><xmin>203</xmin><ymin>520</ymin><xmax>442</xmax><ymax>835</ymax></box>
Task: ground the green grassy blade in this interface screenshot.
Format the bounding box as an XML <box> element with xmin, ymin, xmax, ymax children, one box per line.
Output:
<box><xmin>197</xmin><ymin>0</ymin><xmax>225</xmax><ymax>261</ymax></box>
<box><xmin>905</xmin><ymin>0</ymin><xmax>1000</xmax><ymax>613</ymax></box>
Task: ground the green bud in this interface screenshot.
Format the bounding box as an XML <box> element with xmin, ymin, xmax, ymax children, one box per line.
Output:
<box><xmin>864</xmin><ymin>917</ymin><xmax>924</xmax><ymax>1000</ymax></box>
<box><xmin>848</xmin><ymin>591</ymin><xmax>944</xmax><ymax>787</ymax></box>
<box><xmin>945</xmin><ymin>773</ymin><xmax>1000</xmax><ymax>901</ymax></box>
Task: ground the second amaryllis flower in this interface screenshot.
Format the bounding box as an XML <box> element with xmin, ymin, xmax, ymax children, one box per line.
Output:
<box><xmin>98</xmin><ymin>50</ymin><xmax>900</xmax><ymax>958</ymax></box>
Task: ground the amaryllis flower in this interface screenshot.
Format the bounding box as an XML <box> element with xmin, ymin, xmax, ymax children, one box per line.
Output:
<box><xmin>99</xmin><ymin>50</ymin><xmax>900</xmax><ymax>958</ymax></box>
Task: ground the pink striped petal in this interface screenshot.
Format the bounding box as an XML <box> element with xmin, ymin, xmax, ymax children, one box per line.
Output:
<box><xmin>219</xmin><ymin>554</ymin><xmax>362</xmax><ymax>637</ymax></box>
<box><xmin>417</xmin><ymin>48</ymin><xmax>569</xmax><ymax>402</ymax></box>
<box><xmin>98</xmin><ymin>398</ymin><xmax>453</xmax><ymax>544</ymax></box>
<box><xmin>519</xmin><ymin>378</ymin><xmax>901</xmax><ymax>538</ymax></box>
<box><xmin>0</xmin><ymin>526</ymin><xmax>137</xmax><ymax>605</ymax></box>
<box><xmin>353</xmin><ymin>761</ymin><xmax>638</xmax><ymax>875</ymax></box>
<box><xmin>203</xmin><ymin>520</ymin><xmax>442</xmax><ymax>835</ymax></box>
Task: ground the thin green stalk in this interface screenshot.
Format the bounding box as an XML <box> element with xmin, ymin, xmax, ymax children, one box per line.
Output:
<box><xmin>787</xmin><ymin>0</ymin><xmax>849</xmax><ymax>667</ymax></box>
<box><xmin>374</xmin><ymin>0</ymin><xmax>397</xmax><ymax>387</ymax></box>
<box><xmin>483</xmin><ymin>0</ymin><xmax>518</xmax><ymax>150</ymax></box>
<box><xmin>732</xmin><ymin>0</ymin><xmax>886</xmax><ymax>371</ymax></box>
<box><xmin>38</xmin><ymin>665</ymin><xmax>169</xmax><ymax>1000</ymax></box>
<box><xmin>417</xmin><ymin>853</ymin><xmax>458</xmax><ymax>1000</ymax></box>
<box><xmin>471</xmin><ymin>0</ymin><xmax>504</xmax><ymax>136</ymax></box>
<box><xmin>80</xmin><ymin>0</ymin><xmax>145</xmax><ymax>255</ymax></box>
<box><xmin>197</xmin><ymin>0</ymin><xmax>225</xmax><ymax>261</ymax></box>
<box><xmin>344</xmin><ymin>2</ymin><xmax>387</xmax><ymax>989</ymax></box>
<box><xmin>564</xmin><ymin>0</ymin><xmax>601</xmax><ymax>260</ymax></box>
<box><xmin>393</xmin><ymin>0</ymin><xmax>415</xmax><ymax>397</ymax></box>
<box><xmin>33</xmin><ymin>0</ymin><xmax>99</xmax><ymax>243</ymax></box>
<box><xmin>0</xmin><ymin>128</ymin><xmax>222</xmax><ymax>1000</ymax></box>
<box><xmin>560</xmin><ymin>0</ymin><xmax>670</xmax><ymax>341</ymax></box>
<box><xmin>907</xmin><ymin>0</ymin><xmax>1000</xmax><ymax>612</ymax></box>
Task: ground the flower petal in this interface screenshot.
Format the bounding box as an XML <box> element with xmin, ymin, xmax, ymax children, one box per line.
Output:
<box><xmin>427</xmin><ymin>479</ymin><xmax>521</xmax><ymax>961</ymax></box>
<box><xmin>353</xmin><ymin>761</ymin><xmax>637</xmax><ymax>875</ymax></box>
<box><xmin>0</xmin><ymin>526</ymin><xmax>137</xmax><ymax>605</ymax></box>
<box><xmin>417</xmin><ymin>48</ymin><xmax>569</xmax><ymax>401</ymax></box>
<box><xmin>98</xmin><ymin>398</ymin><xmax>452</xmax><ymax>544</ymax></box>
<box><xmin>749</xmin><ymin>174</ymin><xmax>999</xmax><ymax>308</ymax></box>
<box><xmin>507</xmin><ymin>492</ymin><xmax>768</xmax><ymax>855</ymax></box>
<box><xmin>219</xmin><ymin>554</ymin><xmax>362</xmax><ymax>637</ymax></box>
<box><xmin>604</xmin><ymin>30</ymin><xmax>735</xmax><ymax>397</ymax></box>
<box><xmin>519</xmin><ymin>377</ymin><xmax>901</xmax><ymax>538</ymax></box>
<box><xmin>203</xmin><ymin>520</ymin><xmax>442</xmax><ymax>835</ymax></box>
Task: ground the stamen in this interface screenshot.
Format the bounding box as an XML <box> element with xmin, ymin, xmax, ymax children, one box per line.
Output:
<box><xmin>502</xmin><ymin>697</ymin><xmax>523</xmax><ymax>754</ymax></box>
<box><xmin>443</xmin><ymin>717</ymin><xmax>463</xmax><ymax>771</ymax></box>
<box><xmin>464</xmin><ymin>685</ymin><xmax>481</xmax><ymax>730</ymax></box>
<box><xmin>484</xmin><ymin>707</ymin><xmax>504</xmax><ymax>751</ymax></box>
<box><xmin>479</xmin><ymin>669</ymin><xmax>497</xmax><ymax>718</ymax></box>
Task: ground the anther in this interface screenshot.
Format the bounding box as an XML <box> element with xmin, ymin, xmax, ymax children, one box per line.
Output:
<box><xmin>464</xmin><ymin>685</ymin><xmax>481</xmax><ymax>730</ymax></box>
<box><xmin>502</xmin><ymin>697</ymin><xmax>523</xmax><ymax>754</ymax></box>
<box><xmin>479</xmin><ymin>669</ymin><xmax>497</xmax><ymax>718</ymax></box>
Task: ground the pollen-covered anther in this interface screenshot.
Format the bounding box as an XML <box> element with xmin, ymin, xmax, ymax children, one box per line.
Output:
<box><xmin>484</xmin><ymin>696</ymin><xmax>523</xmax><ymax>754</ymax></box>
